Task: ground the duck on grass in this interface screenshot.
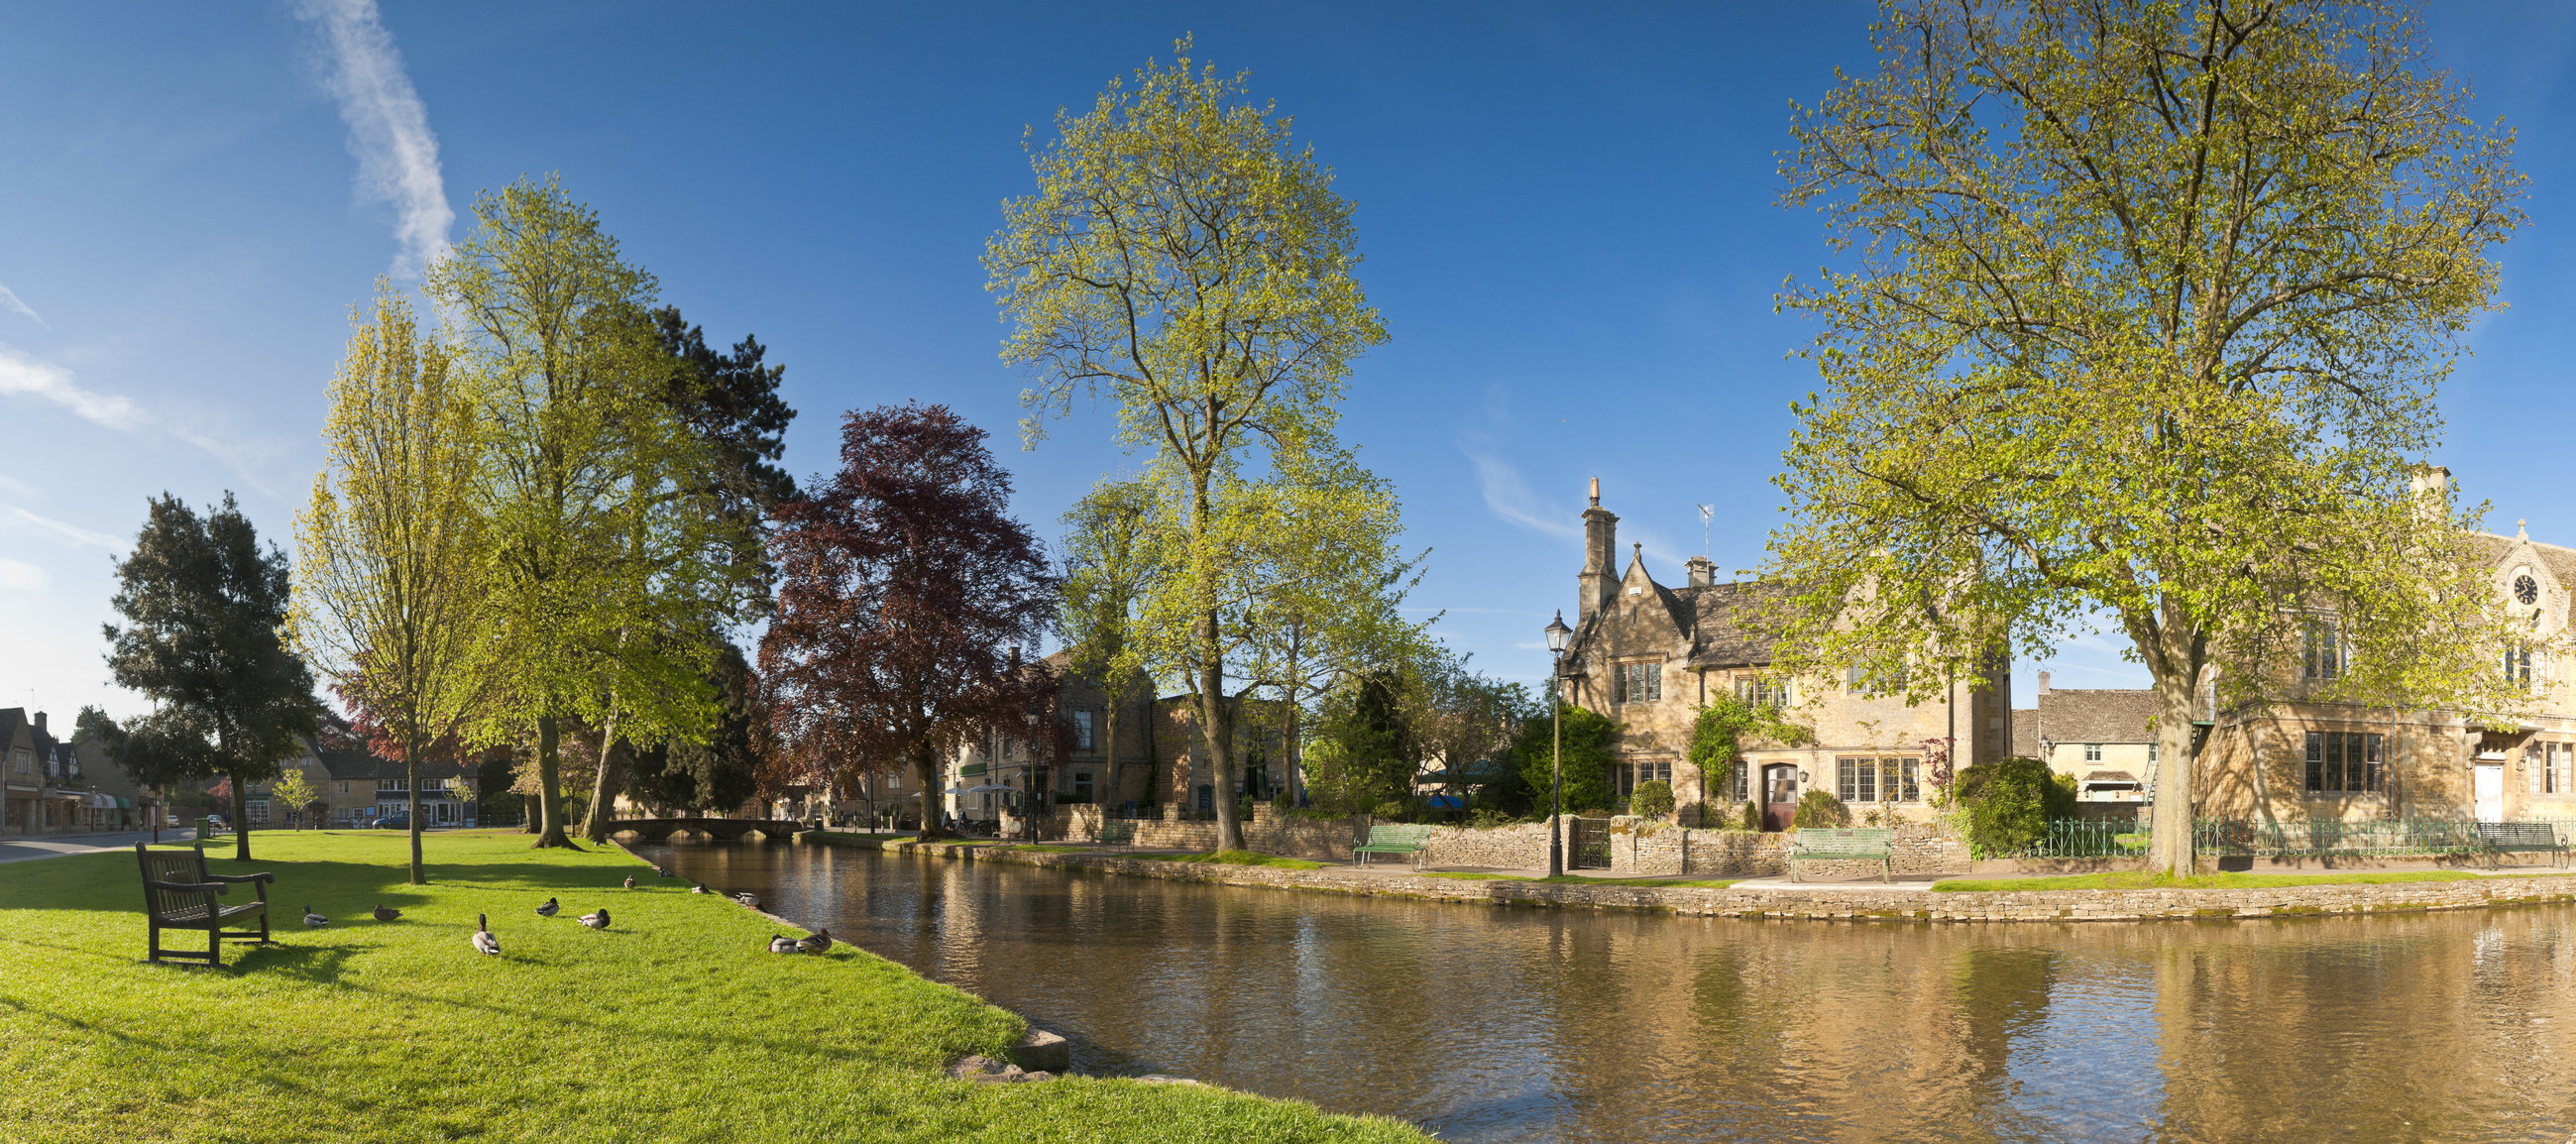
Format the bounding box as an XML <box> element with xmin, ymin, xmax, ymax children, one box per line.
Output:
<box><xmin>0</xmin><ymin>830</ymin><xmax>1425</xmax><ymax>1142</ymax></box>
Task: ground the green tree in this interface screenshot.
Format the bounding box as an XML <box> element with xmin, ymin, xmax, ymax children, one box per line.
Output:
<box><xmin>105</xmin><ymin>494</ymin><xmax>319</xmax><ymax>862</ymax></box>
<box><xmin>291</xmin><ymin>287</ymin><xmax>493</xmax><ymax>881</ymax></box>
<box><xmin>1511</xmin><ymin>703</ymin><xmax>1618</xmax><ymax>817</ymax></box>
<box><xmin>270</xmin><ymin>768</ymin><xmax>318</xmax><ymax>829</ymax></box>
<box><xmin>426</xmin><ymin>176</ymin><xmax>750</xmax><ymax>849</ymax></box>
<box><xmin>1768</xmin><ymin>0</ymin><xmax>2527</xmax><ymax>875</ymax></box>
<box><xmin>625</xmin><ymin>640</ymin><xmax>765</xmax><ymax>816</ymax></box>
<box><xmin>1318</xmin><ymin>671</ymin><xmax>1417</xmax><ymax>815</ymax></box>
<box><xmin>1956</xmin><ymin>756</ymin><xmax>2077</xmax><ymax>857</ymax></box>
<box><xmin>1058</xmin><ymin>475</ymin><xmax>1162</xmax><ymax>814</ymax></box>
<box><xmin>990</xmin><ymin>42</ymin><xmax>1388</xmax><ymax>852</ymax></box>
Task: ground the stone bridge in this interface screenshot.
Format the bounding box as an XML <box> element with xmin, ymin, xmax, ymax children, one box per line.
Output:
<box><xmin>608</xmin><ymin>818</ymin><xmax>811</xmax><ymax>843</ymax></box>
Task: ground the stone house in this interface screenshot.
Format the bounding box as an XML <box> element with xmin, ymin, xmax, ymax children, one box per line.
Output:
<box><xmin>267</xmin><ymin>745</ymin><xmax>479</xmax><ymax>828</ymax></box>
<box><xmin>2021</xmin><ymin>675</ymin><xmax>2159</xmax><ymax>804</ymax></box>
<box><xmin>0</xmin><ymin>709</ymin><xmax>138</xmax><ymax>834</ymax></box>
<box><xmin>2196</xmin><ymin>488</ymin><xmax>2576</xmax><ymax>824</ymax></box>
<box><xmin>940</xmin><ymin>651</ymin><xmax>1286</xmax><ymax>825</ymax></box>
<box><xmin>1555</xmin><ymin>484</ymin><xmax>2013</xmax><ymax>830</ymax></box>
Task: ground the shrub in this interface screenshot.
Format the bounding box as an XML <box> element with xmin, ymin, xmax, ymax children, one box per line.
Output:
<box><xmin>1371</xmin><ymin>799</ymin><xmax>1409</xmax><ymax>822</ymax></box>
<box><xmin>1466</xmin><ymin>807</ymin><xmax>1523</xmax><ymax>830</ymax></box>
<box><xmin>1955</xmin><ymin>756</ymin><xmax>2077</xmax><ymax>857</ymax></box>
<box><xmin>1740</xmin><ymin>800</ymin><xmax>1762</xmax><ymax>831</ymax></box>
<box><xmin>1628</xmin><ymin>780</ymin><xmax>1674</xmax><ymax>821</ymax></box>
<box><xmin>1792</xmin><ymin>789</ymin><xmax>1848</xmax><ymax>828</ymax></box>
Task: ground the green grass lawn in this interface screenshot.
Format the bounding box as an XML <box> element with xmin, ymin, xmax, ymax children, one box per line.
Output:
<box><xmin>1931</xmin><ymin>869</ymin><xmax>2498</xmax><ymax>892</ymax></box>
<box><xmin>1133</xmin><ymin>850</ymin><xmax>1329</xmax><ymax>870</ymax></box>
<box><xmin>0</xmin><ymin>830</ymin><xmax>1423</xmax><ymax>1143</ymax></box>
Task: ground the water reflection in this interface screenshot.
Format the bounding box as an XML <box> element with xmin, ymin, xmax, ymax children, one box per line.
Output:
<box><xmin>637</xmin><ymin>839</ymin><xmax>2576</xmax><ymax>1142</ymax></box>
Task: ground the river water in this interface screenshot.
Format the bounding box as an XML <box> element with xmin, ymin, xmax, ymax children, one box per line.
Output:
<box><xmin>634</xmin><ymin>840</ymin><xmax>2576</xmax><ymax>1142</ymax></box>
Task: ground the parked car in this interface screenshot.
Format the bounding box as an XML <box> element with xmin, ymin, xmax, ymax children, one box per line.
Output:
<box><xmin>372</xmin><ymin>815</ymin><xmax>410</xmax><ymax>830</ymax></box>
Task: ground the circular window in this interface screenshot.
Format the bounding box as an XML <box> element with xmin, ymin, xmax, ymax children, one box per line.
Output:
<box><xmin>2517</xmin><ymin>573</ymin><xmax>2540</xmax><ymax>606</ymax></box>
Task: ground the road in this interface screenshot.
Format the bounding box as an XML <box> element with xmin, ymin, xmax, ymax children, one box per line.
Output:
<box><xmin>0</xmin><ymin>828</ymin><xmax>205</xmax><ymax>865</ymax></box>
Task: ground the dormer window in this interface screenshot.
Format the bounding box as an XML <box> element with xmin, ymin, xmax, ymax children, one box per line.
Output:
<box><xmin>2302</xmin><ymin>622</ymin><xmax>2340</xmax><ymax>682</ymax></box>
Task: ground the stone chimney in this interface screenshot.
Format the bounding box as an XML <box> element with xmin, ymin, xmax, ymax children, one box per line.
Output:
<box><xmin>32</xmin><ymin>711</ymin><xmax>45</xmax><ymax>737</ymax></box>
<box><xmin>1684</xmin><ymin>556</ymin><xmax>1716</xmax><ymax>588</ymax></box>
<box><xmin>1577</xmin><ymin>478</ymin><xmax>1620</xmax><ymax>621</ymax></box>
<box><xmin>2035</xmin><ymin>671</ymin><xmax>2050</xmax><ymax>697</ymax></box>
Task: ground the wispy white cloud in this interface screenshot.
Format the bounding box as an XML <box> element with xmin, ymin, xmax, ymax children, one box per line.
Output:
<box><xmin>0</xmin><ymin>284</ymin><xmax>46</xmax><ymax>329</ymax></box>
<box><xmin>0</xmin><ymin>558</ymin><xmax>50</xmax><ymax>592</ymax></box>
<box><xmin>0</xmin><ymin>343</ymin><xmax>148</xmax><ymax>430</ymax></box>
<box><xmin>0</xmin><ymin>342</ymin><xmax>283</xmax><ymax>494</ymax></box>
<box><xmin>1</xmin><ymin>507</ymin><xmax>124</xmax><ymax>553</ymax></box>
<box><xmin>1460</xmin><ymin>430</ymin><xmax>1582</xmax><ymax>541</ymax></box>
<box><xmin>295</xmin><ymin>0</ymin><xmax>452</xmax><ymax>280</ymax></box>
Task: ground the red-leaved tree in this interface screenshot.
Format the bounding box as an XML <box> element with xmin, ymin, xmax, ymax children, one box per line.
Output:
<box><xmin>760</xmin><ymin>403</ymin><xmax>1059</xmax><ymax>840</ymax></box>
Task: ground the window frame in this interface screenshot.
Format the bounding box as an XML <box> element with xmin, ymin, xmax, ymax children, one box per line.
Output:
<box><xmin>2303</xmin><ymin>731</ymin><xmax>2385</xmax><ymax>795</ymax></box>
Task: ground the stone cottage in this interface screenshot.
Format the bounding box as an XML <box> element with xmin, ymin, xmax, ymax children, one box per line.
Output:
<box><xmin>1555</xmin><ymin>483</ymin><xmax>2013</xmax><ymax>829</ymax></box>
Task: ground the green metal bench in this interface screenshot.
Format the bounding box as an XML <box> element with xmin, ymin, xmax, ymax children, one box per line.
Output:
<box><xmin>1093</xmin><ymin>821</ymin><xmax>1137</xmax><ymax>851</ymax></box>
<box><xmin>1789</xmin><ymin>827</ymin><xmax>1895</xmax><ymax>883</ymax></box>
<box><xmin>1353</xmin><ymin>823</ymin><xmax>1436</xmax><ymax>869</ymax></box>
<box><xmin>2477</xmin><ymin>822</ymin><xmax>2568</xmax><ymax>867</ymax></box>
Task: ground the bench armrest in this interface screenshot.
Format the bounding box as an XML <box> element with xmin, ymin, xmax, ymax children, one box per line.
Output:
<box><xmin>202</xmin><ymin>871</ymin><xmax>275</xmax><ymax>884</ymax></box>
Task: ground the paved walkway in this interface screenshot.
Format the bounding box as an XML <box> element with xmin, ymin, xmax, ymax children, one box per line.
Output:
<box><xmin>0</xmin><ymin>829</ymin><xmax>200</xmax><ymax>865</ymax></box>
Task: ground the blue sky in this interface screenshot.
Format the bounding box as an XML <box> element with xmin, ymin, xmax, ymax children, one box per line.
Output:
<box><xmin>2</xmin><ymin>2</ymin><xmax>2572</xmax><ymax>722</ymax></box>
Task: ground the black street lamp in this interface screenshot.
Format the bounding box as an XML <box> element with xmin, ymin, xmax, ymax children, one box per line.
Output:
<box><xmin>1544</xmin><ymin>610</ymin><xmax>1573</xmax><ymax>878</ymax></box>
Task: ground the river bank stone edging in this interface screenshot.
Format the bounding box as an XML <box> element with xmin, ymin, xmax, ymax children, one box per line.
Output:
<box><xmin>873</xmin><ymin>839</ymin><xmax>2576</xmax><ymax>922</ymax></box>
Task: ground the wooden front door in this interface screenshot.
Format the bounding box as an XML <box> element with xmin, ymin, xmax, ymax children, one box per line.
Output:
<box><xmin>1762</xmin><ymin>764</ymin><xmax>1798</xmax><ymax>832</ymax></box>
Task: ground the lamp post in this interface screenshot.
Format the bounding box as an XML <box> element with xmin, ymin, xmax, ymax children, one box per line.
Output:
<box><xmin>1544</xmin><ymin>611</ymin><xmax>1573</xmax><ymax>878</ymax></box>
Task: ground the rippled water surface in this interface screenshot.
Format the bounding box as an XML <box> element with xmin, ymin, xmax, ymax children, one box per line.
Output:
<box><xmin>635</xmin><ymin>840</ymin><xmax>2576</xmax><ymax>1142</ymax></box>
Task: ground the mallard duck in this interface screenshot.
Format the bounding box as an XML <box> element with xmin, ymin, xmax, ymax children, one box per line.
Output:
<box><xmin>656</xmin><ymin>865</ymin><xmax>675</xmax><ymax>878</ymax></box>
<box><xmin>372</xmin><ymin>905</ymin><xmax>400</xmax><ymax>922</ymax></box>
<box><xmin>578</xmin><ymin>907</ymin><xmax>611</xmax><ymax>931</ymax></box>
<box><xmin>302</xmin><ymin>906</ymin><xmax>328</xmax><ymax>928</ymax></box>
<box><xmin>733</xmin><ymin>891</ymin><xmax>761</xmax><ymax>909</ymax></box>
<box><xmin>535</xmin><ymin>896</ymin><xmax>560</xmax><ymax>918</ymax></box>
<box><xmin>691</xmin><ymin>881</ymin><xmax>711</xmax><ymax>894</ymax></box>
<box><xmin>796</xmin><ymin>929</ymin><xmax>833</xmax><ymax>955</ymax></box>
<box><xmin>621</xmin><ymin>875</ymin><xmax>635</xmax><ymax>890</ymax></box>
<box><xmin>471</xmin><ymin>914</ymin><xmax>501</xmax><ymax>957</ymax></box>
<box><xmin>768</xmin><ymin>934</ymin><xmax>802</xmax><ymax>954</ymax></box>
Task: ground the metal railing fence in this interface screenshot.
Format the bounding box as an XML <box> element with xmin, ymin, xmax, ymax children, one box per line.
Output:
<box><xmin>2006</xmin><ymin>818</ymin><xmax>2576</xmax><ymax>858</ymax></box>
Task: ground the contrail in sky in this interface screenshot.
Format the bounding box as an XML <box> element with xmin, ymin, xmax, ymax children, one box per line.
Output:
<box><xmin>0</xmin><ymin>284</ymin><xmax>45</xmax><ymax>328</ymax></box>
<box><xmin>294</xmin><ymin>0</ymin><xmax>453</xmax><ymax>280</ymax></box>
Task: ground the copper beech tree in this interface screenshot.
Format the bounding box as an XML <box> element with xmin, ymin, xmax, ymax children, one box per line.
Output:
<box><xmin>759</xmin><ymin>404</ymin><xmax>1059</xmax><ymax>840</ymax></box>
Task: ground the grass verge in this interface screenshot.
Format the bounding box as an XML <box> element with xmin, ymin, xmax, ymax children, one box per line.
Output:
<box><xmin>1134</xmin><ymin>850</ymin><xmax>1329</xmax><ymax>870</ymax></box>
<box><xmin>1414</xmin><ymin>871</ymin><xmax>1738</xmax><ymax>888</ymax></box>
<box><xmin>1931</xmin><ymin>869</ymin><xmax>2496</xmax><ymax>892</ymax></box>
<box><xmin>0</xmin><ymin>830</ymin><xmax>1424</xmax><ymax>1143</ymax></box>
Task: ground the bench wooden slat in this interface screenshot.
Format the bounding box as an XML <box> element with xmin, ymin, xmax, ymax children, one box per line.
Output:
<box><xmin>136</xmin><ymin>844</ymin><xmax>274</xmax><ymax>967</ymax></box>
<box><xmin>1787</xmin><ymin>827</ymin><xmax>1895</xmax><ymax>884</ymax></box>
<box><xmin>1354</xmin><ymin>824</ymin><xmax>1436</xmax><ymax>869</ymax></box>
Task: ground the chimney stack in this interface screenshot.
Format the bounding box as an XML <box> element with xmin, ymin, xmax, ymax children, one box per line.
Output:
<box><xmin>32</xmin><ymin>711</ymin><xmax>45</xmax><ymax>736</ymax></box>
<box><xmin>2035</xmin><ymin>671</ymin><xmax>2051</xmax><ymax>697</ymax></box>
<box><xmin>1685</xmin><ymin>555</ymin><xmax>1716</xmax><ymax>588</ymax></box>
<box><xmin>1577</xmin><ymin>480</ymin><xmax>1620</xmax><ymax>621</ymax></box>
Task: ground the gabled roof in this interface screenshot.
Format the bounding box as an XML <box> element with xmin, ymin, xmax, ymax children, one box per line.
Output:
<box><xmin>2037</xmin><ymin>689</ymin><xmax>2159</xmax><ymax>744</ymax></box>
<box><xmin>311</xmin><ymin>749</ymin><xmax>474</xmax><ymax>783</ymax></box>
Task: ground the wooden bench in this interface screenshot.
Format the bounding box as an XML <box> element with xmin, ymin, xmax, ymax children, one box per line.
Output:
<box><xmin>136</xmin><ymin>844</ymin><xmax>276</xmax><ymax>967</ymax></box>
<box><xmin>2477</xmin><ymin>822</ymin><xmax>2568</xmax><ymax>867</ymax></box>
<box><xmin>1353</xmin><ymin>824</ymin><xmax>1436</xmax><ymax>869</ymax></box>
<box><xmin>1093</xmin><ymin>822</ymin><xmax>1137</xmax><ymax>851</ymax></box>
<box><xmin>1789</xmin><ymin>828</ymin><xmax>1895</xmax><ymax>883</ymax></box>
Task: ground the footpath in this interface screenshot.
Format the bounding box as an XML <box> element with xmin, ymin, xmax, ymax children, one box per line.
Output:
<box><xmin>814</xmin><ymin>833</ymin><xmax>2576</xmax><ymax>924</ymax></box>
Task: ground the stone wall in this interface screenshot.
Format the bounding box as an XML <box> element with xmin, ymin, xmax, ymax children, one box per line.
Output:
<box><xmin>1601</xmin><ymin>819</ymin><xmax>1970</xmax><ymax>878</ymax></box>
<box><xmin>904</xmin><ymin>840</ymin><xmax>2576</xmax><ymax>924</ymax></box>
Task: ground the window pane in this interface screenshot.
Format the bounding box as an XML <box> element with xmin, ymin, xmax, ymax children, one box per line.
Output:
<box><xmin>2368</xmin><ymin>735</ymin><xmax>2385</xmax><ymax>793</ymax></box>
<box><xmin>1838</xmin><ymin>757</ymin><xmax>1856</xmax><ymax>802</ymax></box>
<box><xmin>2305</xmin><ymin>732</ymin><xmax>2323</xmax><ymax>793</ymax></box>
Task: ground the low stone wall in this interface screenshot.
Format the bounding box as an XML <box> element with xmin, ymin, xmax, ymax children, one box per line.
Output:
<box><xmin>1614</xmin><ymin>820</ymin><xmax>1969</xmax><ymax>879</ymax></box>
<box><xmin>893</xmin><ymin>841</ymin><xmax>2576</xmax><ymax>924</ymax></box>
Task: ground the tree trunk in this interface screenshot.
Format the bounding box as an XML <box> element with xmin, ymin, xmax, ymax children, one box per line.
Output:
<box><xmin>913</xmin><ymin>740</ymin><xmax>945</xmax><ymax>841</ymax></box>
<box><xmin>227</xmin><ymin>769</ymin><xmax>252</xmax><ymax>862</ymax></box>
<box><xmin>405</xmin><ymin>732</ymin><xmax>425</xmax><ymax>885</ymax></box>
<box><xmin>1202</xmin><ymin>650</ymin><xmax>1241</xmax><ymax>853</ymax></box>
<box><xmin>1284</xmin><ymin>678</ymin><xmax>1303</xmax><ymax>810</ymax></box>
<box><xmin>1102</xmin><ymin>694</ymin><xmax>1122</xmax><ymax>816</ymax></box>
<box><xmin>532</xmin><ymin>713</ymin><xmax>576</xmax><ymax>849</ymax></box>
<box><xmin>2149</xmin><ymin>664</ymin><xmax>2200</xmax><ymax>878</ymax></box>
<box><xmin>580</xmin><ymin>714</ymin><xmax>624</xmax><ymax>844</ymax></box>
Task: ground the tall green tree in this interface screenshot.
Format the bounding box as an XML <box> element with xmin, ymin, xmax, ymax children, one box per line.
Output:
<box><xmin>1510</xmin><ymin>702</ymin><xmax>1618</xmax><ymax>818</ymax></box>
<box><xmin>1058</xmin><ymin>475</ymin><xmax>1162</xmax><ymax>812</ymax></box>
<box><xmin>290</xmin><ymin>287</ymin><xmax>492</xmax><ymax>882</ymax></box>
<box><xmin>105</xmin><ymin>494</ymin><xmax>319</xmax><ymax>862</ymax></box>
<box><xmin>1768</xmin><ymin>0</ymin><xmax>2527</xmax><ymax>874</ymax></box>
<box><xmin>991</xmin><ymin>42</ymin><xmax>1388</xmax><ymax>851</ymax></box>
<box><xmin>625</xmin><ymin>640</ymin><xmax>765</xmax><ymax>816</ymax></box>
<box><xmin>426</xmin><ymin>176</ymin><xmax>750</xmax><ymax>848</ymax></box>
